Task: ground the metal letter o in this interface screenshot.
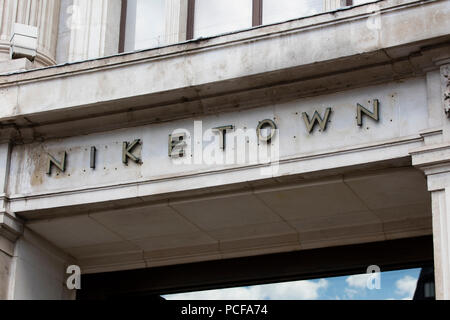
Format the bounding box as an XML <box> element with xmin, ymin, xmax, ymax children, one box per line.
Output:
<box><xmin>256</xmin><ymin>119</ymin><xmax>277</xmax><ymax>143</ymax></box>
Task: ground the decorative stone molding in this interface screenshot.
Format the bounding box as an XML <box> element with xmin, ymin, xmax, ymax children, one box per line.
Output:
<box><xmin>10</xmin><ymin>23</ymin><xmax>38</xmax><ymax>61</ymax></box>
<box><xmin>0</xmin><ymin>57</ymin><xmax>33</xmax><ymax>74</ymax></box>
<box><xmin>433</xmin><ymin>57</ymin><xmax>450</xmax><ymax>118</ymax></box>
<box><xmin>442</xmin><ymin>64</ymin><xmax>450</xmax><ymax>117</ymax></box>
<box><xmin>0</xmin><ymin>211</ymin><xmax>23</xmax><ymax>242</ymax></box>
<box><xmin>0</xmin><ymin>0</ymin><xmax>61</xmax><ymax>67</ymax></box>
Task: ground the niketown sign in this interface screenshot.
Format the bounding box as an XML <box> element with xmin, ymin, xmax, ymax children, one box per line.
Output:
<box><xmin>44</xmin><ymin>100</ymin><xmax>380</xmax><ymax>176</ymax></box>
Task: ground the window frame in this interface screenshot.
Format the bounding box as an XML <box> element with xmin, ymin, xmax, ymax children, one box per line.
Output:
<box><xmin>252</xmin><ymin>0</ymin><xmax>263</xmax><ymax>27</ymax></box>
<box><xmin>119</xmin><ymin>0</ymin><xmax>356</xmax><ymax>52</ymax></box>
<box><xmin>119</xmin><ymin>0</ymin><xmax>127</xmax><ymax>53</ymax></box>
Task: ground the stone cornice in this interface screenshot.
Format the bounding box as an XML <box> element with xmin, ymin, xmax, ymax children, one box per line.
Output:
<box><xmin>0</xmin><ymin>0</ymin><xmax>448</xmax><ymax>142</ymax></box>
<box><xmin>0</xmin><ymin>0</ymin><xmax>442</xmax><ymax>84</ymax></box>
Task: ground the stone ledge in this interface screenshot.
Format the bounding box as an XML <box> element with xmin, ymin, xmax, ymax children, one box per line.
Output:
<box><xmin>0</xmin><ymin>211</ymin><xmax>24</xmax><ymax>242</ymax></box>
<box><xmin>410</xmin><ymin>143</ymin><xmax>450</xmax><ymax>170</ymax></box>
<box><xmin>0</xmin><ymin>58</ymin><xmax>34</xmax><ymax>74</ymax></box>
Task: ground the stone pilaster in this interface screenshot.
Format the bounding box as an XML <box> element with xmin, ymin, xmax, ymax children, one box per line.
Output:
<box><xmin>324</xmin><ymin>0</ymin><xmax>348</xmax><ymax>11</ymax></box>
<box><xmin>0</xmin><ymin>143</ymin><xmax>23</xmax><ymax>300</ymax></box>
<box><xmin>412</xmin><ymin>155</ymin><xmax>450</xmax><ymax>299</ymax></box>
<box><xmin>0</xmin><ymin>0</ymin><xmax>61</xmax><ymax>67</ymax></box>
<box><xmin>432</xmin><ymin>58</ymin><xmax>450</xmax><ymax>142</ymax></box>
<box><xmin>164</xmin><ymin>0</ymin><xmax>188</xmax><ymax>45</ymax></box>
<box><xmin>411</xmin><ymin>57</ymin><xmax>450</xmax><ymax>300</ymax></box>
<box><xmin>68</xmin><ymin>0</ymin><xmax>121</xmax><ymax>62</ymax></box>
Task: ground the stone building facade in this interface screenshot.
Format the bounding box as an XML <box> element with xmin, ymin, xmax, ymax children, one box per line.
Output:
<box><xmin>0</xmin><ymin>0</ymin><xmax>449</xmax><ymax>299</ymax></box>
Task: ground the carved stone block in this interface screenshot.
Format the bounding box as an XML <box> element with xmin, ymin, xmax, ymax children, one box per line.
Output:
<box><xmin>10</xmin><ymin>23</ymin><xmax>38</xmax><ymax>62</ymax></box>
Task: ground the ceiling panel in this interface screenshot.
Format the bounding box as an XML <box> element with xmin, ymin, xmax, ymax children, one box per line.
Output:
<box><xmin>132</xmin><ymin>231</ymin><xmax>218</xmax><ymax>253</ymax></box>
<box><xmin>90</xmin><ymin>204</ymin><xmax>200</xmax><ymax>240</ymax></box>
<box><xmin>345</xmin><ymin>169</ymin><xmax>430</xmax><ymax>210</ymax></box>
<box><xmin>298</xmin><ymin>223</ymin><xmax>386</xmax><ymax>250</ymax></box>
<box><xmin>65</xmin><ymin>241</ymin><xmax>142</xmax><ymax>259</ymax></box>
<box><xmin>171</xmin><ymin>194</ymin><xmax>281</xmax><ymax>230</ymax></box>
<box><xmin>255</xmin><ymin>180</ymin><xmax>367</xmax><ymax>220</ymax></box>
<box><xmin>207</xmin><ymin>221</ymin><xmax>296</xmax><ymax>241</ymax></box>
<box><xmin>288</xmin><ymin>210</ymin><xmax>381</xmax><ymax>232</ymax></box>
<box><xmin>372</xmin><ymin>203</ymin><xmax>431</xmax><ymax>222</ymax></box>
<box><xmin>28</xmin><ymin>215</ymin><xmax>122</xmax><ymax>249</ymax></box>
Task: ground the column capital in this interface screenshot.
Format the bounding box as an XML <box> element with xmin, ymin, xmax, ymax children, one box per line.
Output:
<box><xmin>410</xmin><ymin>143</ymin><xmax>450</xmax><ymax>192</ymax></box>
<box><xmin>411</xmin><ymin>143</ymin><xmax>450</xmax><ymax>170</ymax></box>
